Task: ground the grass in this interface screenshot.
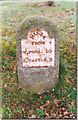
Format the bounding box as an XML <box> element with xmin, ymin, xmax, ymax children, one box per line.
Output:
<box><xmin>1</xmin><ymin>1</ymin><xmax>77</xmax><ymax>119</ymax></box>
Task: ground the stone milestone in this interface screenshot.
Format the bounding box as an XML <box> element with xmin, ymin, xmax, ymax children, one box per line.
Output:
<box><xmin>16</xmin><ymin>16</ymin><xmax>59</xmax><ymax>92</ymax></box>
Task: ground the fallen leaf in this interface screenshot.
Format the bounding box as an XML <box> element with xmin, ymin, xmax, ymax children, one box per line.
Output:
<box><xmin>52</xmin><ymin>9</ymin><xmax>55</xmax><ymax>12</ymax></box>
<box><xmin>4</xmin><ymin>84</ymin><xmax>7</xmax><ymax>88</ymax></box>
<box><xmin>30</xmin><ymin>115</ymin><xmax>37</xmax><ymax>118</ymax></box>
<box><xmin>68</xmin><ymin>94</ymin><xmax>70</xmax><ymax>97</ymax></box>
<box><xmin>65</xmin><ymin>89</ymin><xmax>67</xmax><ymax>93</ymax></box>
<box><xmin>51</xmin><ymin>93</ymin><xmax>52</xmax><ymax>97</ymax></box>
<box><xmin>62</xmin><ymin>107</ymin><xmax>65</xmax><ymax>111</ymax></box>
<box><xmin>49</xmin><ymin>107</ymin><xmax>52</xmax><ymax>110</ymax></box>
<box><xmin>40</xmin><ymin>96</ymin><xmax>43</xmax><ymax>99</ymax></box>
<box><xmin>40</xmin><ymin>106</ymin><xmax>45</xmax><ymax>110</ymax></box>
<box><xmin>71</xmin><ymin>102</ymin><xmax>74</xmax><ymax>106</ymax></box>
<box><xmin>68</xmin><ymin>104</ymin><xmax>71</xmax><ymax>108</ymax></box>
<box><xmin>54</xmin><ymin>99</ymin><xmax>59</xmax><ymax>105</ymax></box>
<box><xmin>64</xmin><ymin>111</ymin><xmax>70</xmax><ymax>115</ymax></box>
<box><xmin>12</xmin><ymin>106</ymin><xmax>15</xmax><ymax>109</ymax></box>
<box><xmin>22</xmin><ymin>108</ymin><xmax>24</xmax><ymax>111</ymax></box>
<box><xmin>46</xmin><ymin>100</ymin><xmax>50</xmax><ymax>104</ymax></box>
<box><xmin>45</xmin><ymin>113</ymin><xmax>49</xmax><ymax>118</ymax></box>
<box><xmin>50</xmin><ymin>110</ymin><xmax>53</xmax><ymax>112</ymax></box>
<box><xmin>53</xmin><ymin>114</ymin><xmax>56</xmax><ymax>118</ymax></box>
<box><xmin>37</xmin><ymin>92</ymin><xmax>41</xmax><ymax>95</ymax></box>
<box><xmin>3</xmin><ymin>57</ymin><xmax>6</xmax><ymax>59</ymax></box>
<box><xmin>59</xmin><ymin>114</ymin><xmax>63</xmax><ymax>118</ymax></box>
<box><xmin>52</xmin><ymin>89</ymin><xmax>54</xmax><ymax>91</ymax></box>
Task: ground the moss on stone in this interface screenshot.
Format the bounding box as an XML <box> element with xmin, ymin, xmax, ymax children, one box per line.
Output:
<box><xmin>16</xmin><ymin>16</ymin><xmax>59</xmax><ymax>92</ymax></box>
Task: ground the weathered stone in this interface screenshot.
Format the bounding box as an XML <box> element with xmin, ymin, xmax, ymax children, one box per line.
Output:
<box><xmin>16</xmin><ymin>16</ymin><xmax>59</xmax><ymax>92</ymax></box>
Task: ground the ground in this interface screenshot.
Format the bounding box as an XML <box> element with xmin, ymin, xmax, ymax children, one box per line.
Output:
<box><xmin>1</xmin><ymin>1</ymin><xmax>77</xmax><ymax>119</ymax></box>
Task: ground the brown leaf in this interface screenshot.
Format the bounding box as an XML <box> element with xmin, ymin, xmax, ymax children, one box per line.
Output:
<box><xmin>49</xmin><ymin>107</ymin><xmax>52</xmax><ymax>110</ymax></box>
<box><xmin>40</xmin><ymin>106</ymin><xmax>45</xmax><ymax>110</ymax></box>
<box><xmin>64</xmin><ymin>111</ymin><xmax>70</xmax><ymax>116</ymax></box>
<box><xmin>52</xmin><ymin>9</ymin><xmax>55</xmax><ymax>12</ymax></box>
<box><xmin>46</xmin><ymin>100</ymin><xmax>50</xmax><ymax>104</ymax></box>
<box><xmin>71</xmin><ymin>102</ymin><xmax>74</xmax><ymax>106</ymax></box>
<box><xmin>54</xmin><ymin>99</ymin><xmax>59</xmax><ymax>105</ymax></box>
<box><xmin>68</xmin><ymin>104</ymin><xmax>71</xmax><ymax>108</ymax></box>
<box><xmin>52</xmin><ymin>89</ymin><xmax>54</xmax><ymax>91</ymax></box>
<box><xmin>22</xmin><ymin>108</ymin><xmax>24</xmax><ymax>111</ymax></box>
<box><xmin>59</xmin><ymin>114</ymin><xmax>63</xmax><ymax>118</ymax></box>
<box><xmin>30</xmin><ymin>115</ymin><xmax>37</xmax><ymax>118</ymax></box>
<box><xmin>50</xmin><ymin>110</ymin><xmax>53</xmax><ymax>112</ymax></box>
<box><xmin>45</xmin><ymin>113</ymin><xmax>49</xmax><ymax>118</ymax></box>
<box><xmin>68</xmin><ymin>94</ymin><xmax>70</xmax><ymax>97</ymax></box>
<box><xmin>37</xmin><ymin>92</ymin><xmax>41</xmax><ymax>95</ymax></box>
<box><xmin>53</xmin><ymin>114</ymin><xmax>56</xmax><ymax>118</ymax></box>
<box><xmin>62</xmin><ymin>107</ymin><xmax>65</xmax><ymax>111</ymax></box>
<box><xmin>65</xmin><ymin>89</ymin><xmax>67</xmax><ymax>93</ymax></box>
<box><xmin>4</xmin><ymin>84</ymin><xmax>7</xmax><ymax>88</ymax></box>
<box><xmin>51</xmin><ymin>93</ymin><xmax>52</xmax><ymax>97</ymax></box>
<box><xmin>40</xmin><ymin>96</ymin><xmax>43</xmax><ymax>99</ymax></box>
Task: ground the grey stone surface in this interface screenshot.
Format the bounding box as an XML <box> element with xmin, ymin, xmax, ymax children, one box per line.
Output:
<box><xmin>16</xmin><ymin>16</ymin><xmax>59</xmax><ymax>92</ymax></box>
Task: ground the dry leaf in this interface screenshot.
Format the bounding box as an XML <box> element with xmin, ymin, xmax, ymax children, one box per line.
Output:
<box><xmin>30</xmin><ymin>115</ymin><xmax>37</xmax><ymax>118</ymax></box>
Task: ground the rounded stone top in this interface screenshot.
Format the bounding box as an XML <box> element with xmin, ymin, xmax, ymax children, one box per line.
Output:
<box><xmin>16</xmin><ymin>16</ymin><xmax>58</xmax><ymax>41</ymax></box>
